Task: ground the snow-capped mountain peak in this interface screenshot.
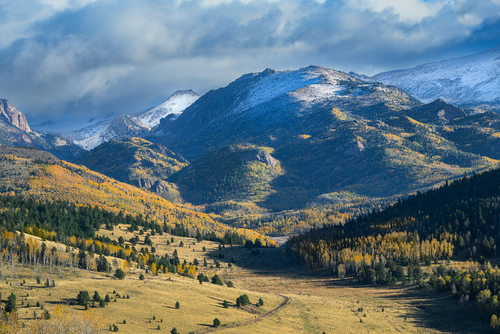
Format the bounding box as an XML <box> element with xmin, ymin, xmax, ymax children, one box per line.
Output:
<box><xmin>137</xmin><ymin>90</ymin><xmax>201</xmax><ymax>127</ymax></box>
<box><xmin>371</xmin><ymin>46</ymin><xmax>500</xmax><ymax>105</ymax></box>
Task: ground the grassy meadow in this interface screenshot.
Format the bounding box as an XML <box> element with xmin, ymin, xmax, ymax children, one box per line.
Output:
<box><xmin>0</xmin><ymin>228</ymin><xmax>489</xmax><ymax>333</ymax></box>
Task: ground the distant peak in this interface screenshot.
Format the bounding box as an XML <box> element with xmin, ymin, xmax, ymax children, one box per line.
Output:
<box><xmin>170</xmin><ymin>89</ymin><xmax>200</xmax><ymax>98</ymax></box>
<box><xmin>260</xmin><ymin>68</ymin><xmax>277</xmax><ymax>76</ymax></box>
<box><xmin>303</xmin><ymin>65</ymin><xmax>324</xmax><ymax>71</ymax></box>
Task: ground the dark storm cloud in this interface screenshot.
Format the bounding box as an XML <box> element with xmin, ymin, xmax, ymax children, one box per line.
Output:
<box><xmin>0</xmin><ymin>0</ymin><xmax>498</xmax><ymax>122</ymax></box>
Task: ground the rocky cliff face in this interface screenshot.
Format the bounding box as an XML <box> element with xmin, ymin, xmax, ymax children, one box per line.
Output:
<box><xmin>0</xmin><ymin>99</ymin><xmax>84</xmax><ymax>160</ymax></box>
<box><xmin>0</xmin><ymin>99</ymin><xmax>31</xmax><ymax>132</ymax></box>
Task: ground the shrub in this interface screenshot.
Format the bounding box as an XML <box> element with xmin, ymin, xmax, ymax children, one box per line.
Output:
<box><xmin>213</xmin><ymin>318</ymin><xmax>221</xmax><ymax>327</ymax></box>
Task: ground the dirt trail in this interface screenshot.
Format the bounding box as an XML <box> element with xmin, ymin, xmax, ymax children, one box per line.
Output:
<box><xmin>198</xmin><ymin>294</ymin><xmax>290</xmax><ymax>333</ymax></box>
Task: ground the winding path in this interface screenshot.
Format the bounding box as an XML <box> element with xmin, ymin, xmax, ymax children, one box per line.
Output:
<box><xmin>198</xmin><ymin>294</ymin><xmax>290</xmax><ymax>333</ymax></box>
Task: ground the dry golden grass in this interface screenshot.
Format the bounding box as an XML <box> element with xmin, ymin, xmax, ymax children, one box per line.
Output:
<box><xmin>2</xmin><ymin>264</ymin><xmax>282</xmax><ymax>333</ymax></box>
<box><xmin>2</xmin><ymin>233</ymin><xmax>489</xmax><ymax>334</ymax></box>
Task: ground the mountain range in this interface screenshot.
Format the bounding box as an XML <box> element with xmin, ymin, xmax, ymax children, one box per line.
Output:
<box><xmin>2</xmin><ymin>46</ymin><xmax>500</xmax><ymax>215</ymax></box>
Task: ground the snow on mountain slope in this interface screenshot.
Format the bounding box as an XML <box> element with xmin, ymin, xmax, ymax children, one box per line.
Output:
<box><xmin>137</xmin><ymin>90</ymin><xmax>200</xmax><ymax>127</ymax></box>
<box><xmin>60</xmin><ymin>90</ymin><xmax>198</xmax><ymax>150</ymax></box>
<box><xmin>231</xmin><ymin>66</ymin><xmax>359</xmax><ymax>114</ymax></box>
<box><xmin>74</xmin><ymin>115</ymin><xmax>149</xmax><ymax>150</ymax></box>
<box><xmin>371</xmin><ymin>46</ymin><xmax>500</xmax><ymax>105</ymax></box>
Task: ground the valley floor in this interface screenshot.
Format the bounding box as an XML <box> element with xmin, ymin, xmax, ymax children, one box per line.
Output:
<box><xmin>1</xmin><ymin>231</ymin><xmax>490</xmax><ymax>333</ymax></box>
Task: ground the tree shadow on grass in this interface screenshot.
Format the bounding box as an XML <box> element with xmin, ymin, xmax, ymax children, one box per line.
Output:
<box><xmin>45</xmin><ymin>298</ymin><xmax>76</xmax><ymax>305</ymax></box>
<box><xmin>208</xmin><ymin>296</ymin><xmax>233</xmax><ymax>308</ymax></box>
<box><xmin>381</xmin><ymin>288</ymin><xmax>492</xmax><ymax>333</ymax></box>
<box><xmin>196</xmin><ymin>323</ymin><xmax>213</xmax><ymax>327</ymax></box>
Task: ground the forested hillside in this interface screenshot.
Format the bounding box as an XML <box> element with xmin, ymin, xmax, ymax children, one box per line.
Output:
<box><xmin>77</xmin><ymin>138</ymin><xmax>188</xmax><ymax>202</ymax></box>
<box><xmin>0</xmin><ymin>146</ymin><xmax>274</xmax><ymax>245</ymax></box>
<box><xmin>288</xmin><ymin>167</ymin><xmax>500</xmax><ymax>271</ymax></box>
<box><xmin>288</xmin><ymin>166</ymin><xmax>500</xmax><ymax>331</ymax></box>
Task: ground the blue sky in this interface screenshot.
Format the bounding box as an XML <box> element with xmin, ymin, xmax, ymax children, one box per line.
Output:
<box><xmin>1</xmin><ymin>0</ymin><xmax>499</xmax><ymax>123</ymax></box>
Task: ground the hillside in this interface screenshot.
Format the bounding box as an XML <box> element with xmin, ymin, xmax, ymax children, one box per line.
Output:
<box><xmin>136</xmin><ymin>89</ymin><xmax>201</xmax><ymax>127</ymax></box>
<box><xmin>153</xmin><ymin>66</ymin><xmax>420</xmax><ymax>160</ymax></box>
<box><xmin>287</xmin><ymin>164</ymin><xmax>500</xmax><ymax>331</ymax></box>
<box><xmin>76</xmin><ymin>138</ymin><xmax>188</xmax><ymax>202</ymax></box>
<box><xmin>169</xmin><ymin>144</ymin><xmax>282</xmax><ymax>206</ymax></box>
<box><xmin>0</xmin><ymin>146</ymin><xmax>270</xmax><ymax>242</ymax></box>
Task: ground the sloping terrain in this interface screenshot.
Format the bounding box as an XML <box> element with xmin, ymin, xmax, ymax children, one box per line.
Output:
<box><xmin>137</xmin><ymin>89</ymin><xmax>200</xmax><ymax>127</ymax></box>
<box><xmin>169</xmin><ymin>144</ymin><xmax>283</xmax><ymax>206</ymax></box>
<box><xmin>73</xmin><ymin>115</ymin><xmax>149</xmax><ymax>151</ymax></box>
<box><xmin>0</xmin><ymin>146</ymin><xmax>237</xmax><ymax>237</ymax></box>
<box><xmin>77</xmin><ymin>138</ymin><xmax>188</xmax><ymax>202</ymax></box>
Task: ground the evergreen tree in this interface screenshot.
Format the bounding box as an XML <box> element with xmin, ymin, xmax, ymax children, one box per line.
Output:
<box><xmin>211</xmin><ymin>275</ymin><xmax>223</xmax><ymax>286</ymax></box>
<box><xmin>77</xmin><ymin>291</ymin><xmax>90</xmax><ymax>307</ymax></box>
<box><xmin>5</xmin><ymin>293</ymin><xmax>16</xmax><ymax>313</ymax></box>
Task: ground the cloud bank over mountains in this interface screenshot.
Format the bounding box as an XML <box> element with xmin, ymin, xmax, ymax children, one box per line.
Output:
<box><xmin>1</xmin><ymin>0</ymin><xmax>499</xmax><ymax>121</ymax></box>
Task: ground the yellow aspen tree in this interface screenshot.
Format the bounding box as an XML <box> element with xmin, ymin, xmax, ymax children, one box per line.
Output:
<box><xmin>122</xmin><ymin>260</ymin><xmax>129</xmax><ymax>274</ymax></box>
<box><xmin>152</xmin><ymin>262</ymin><xmax>157</xmax><ymax>276</ymax></box>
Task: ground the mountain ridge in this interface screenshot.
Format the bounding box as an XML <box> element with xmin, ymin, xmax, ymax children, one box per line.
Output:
<box><xmin>370</xmin><ymin>46</ymin><xmax>500</xmax><ymax>106</ymax></box>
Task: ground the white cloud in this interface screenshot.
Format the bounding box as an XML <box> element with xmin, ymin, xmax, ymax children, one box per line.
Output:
<box><xmin>454</xmin><ymin>0</ymin><xmax>500</xmax><ymax>26</ymax></box>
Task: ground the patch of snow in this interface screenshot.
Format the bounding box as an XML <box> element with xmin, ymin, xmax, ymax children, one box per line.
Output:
<box><xmin>74</xmin><ymin>134</ymin><xmax>104</xmax><ymax>151</ymax></box>
<box><xmin>53</xmin><ymin>137</ymin><xmax>68</xmax><ymax>147</ymax></box>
